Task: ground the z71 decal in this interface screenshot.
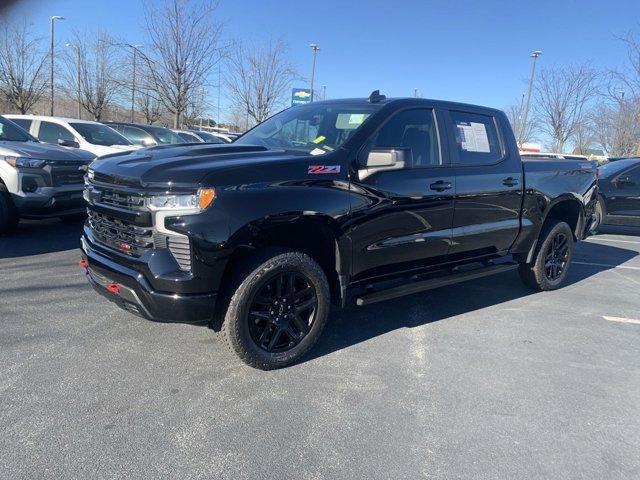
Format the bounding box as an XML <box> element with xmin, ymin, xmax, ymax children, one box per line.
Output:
<box><xmin>308</xmin><ymin>165</ymin><xmax>341</xmax><ymax>174</ymax></box>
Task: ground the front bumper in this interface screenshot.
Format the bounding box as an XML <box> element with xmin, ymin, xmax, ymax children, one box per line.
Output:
<box><xmin>81</xmin><ymin>235</ymin><xmax>216</xmax><ymax>323</ymax></box>
<box><xmin>12</xmin><ymin>185</ymin><xmax>86</xmax><ymax>218</ymax></box>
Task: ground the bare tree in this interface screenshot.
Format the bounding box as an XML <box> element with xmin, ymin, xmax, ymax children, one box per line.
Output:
<box><xmin>182</xmin><ymin>88</ymin><xmax>210</xmax><ymax>128</ymax></box>
<box><xmin>606</xmin><ymin>29</ymin><xmax>640</xmax><ymax>155</ymax></box>
<box><xmin>506</xmin><ymin>95</ymin><xmax>537</xmax><ymax>145</ymax></box>
<box><xmin>534</xmin><ymin>64</ymin><xmax>600</xmax><ymax>152</ymax></box>
<box><xmin>136</xmin><ymin>89</ymin><xmax>164</xmax><ymax>124</ymax></box>
<box><xmin>571</xmin><ymin>116</ymin><xmax>596</xmax><ymax>154</ymax></box>
<box><xmin>0</xmin><ymin>20</ymin><xmax>48</xmax><ymax>114</ymax></box>
<box><xmin>63</xmin><ymin>31</ymin><xmax>125</xmax><ymax>121</ymax></box>
<box><xmin>140</xmin><ymin>0</ymin><xmax>223</xmax><ymax>128</ymax></box>
<box><xmin>225</xmin><ymin>39</ymin><xmax>297</xmax><ymax>125</ymax></box>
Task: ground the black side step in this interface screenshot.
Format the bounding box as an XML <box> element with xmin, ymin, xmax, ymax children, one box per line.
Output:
<box><xmin>355</xmin><ymin>263</ymin><xmax>518</xmax><ymax>307</ymax></box>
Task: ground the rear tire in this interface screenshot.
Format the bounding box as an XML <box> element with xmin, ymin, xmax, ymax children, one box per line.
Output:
<box><xmin>590</xmin><ymin>198</ymin><xmax>604</xmax><ymax>234</ymax></box>
<box><xmin>220</xmin><ymin>248</ymin><xmax>330</xmax><ymax>370</ymax></box>
<box><xmin>518</xmin><ymin>219</ymin><xmax>574</xmax><ymax>291</ymax></box>
<box><xmin>0</xmin><ymin>184</ymin><xmax>19</xmax><ymax>234</ymax></box>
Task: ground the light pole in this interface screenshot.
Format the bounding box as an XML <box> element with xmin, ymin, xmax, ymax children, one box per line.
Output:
<box><xmin>130</xmin><ymin>44</ymin><xmax>142</xmax><ymax>123</ymax></box>
<box><xmin>66</xmin><ymin>43</ymin><xmax>81</xmax><ymax>118</ymax></box>
<box><xmin>520</xmin><ymin>50</ymin><xmax>541</xmax><ymax>146</ymax></box>
<box><xmin>414</xmin><ymin>88</ymin><xmax>418</xmax><ymax>98</ymax></box>
<box><xmin>309</xmin><ymin>43</ymin><xmax>320</xmax><ymax>101</ymax></box>
<box><xmin>322</xmin><ymin>85</ymin><xmax>327</xmax><ymax>100</ymax></box>
<box><xmin>217</xmin><ymin>64</ymin><xmax>221</xmax><ymax>126</ymax></box>
<box><xmin>50</xmin><ymin>15</ymin><xmax>64</xmax><ymax>116</ymax></box>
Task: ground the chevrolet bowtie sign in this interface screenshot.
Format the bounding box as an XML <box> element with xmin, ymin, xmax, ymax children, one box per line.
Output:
<box><xmin>291</xmin><ymin>88</ymin><xmax>312</xmax><ymax>106</ymax></box>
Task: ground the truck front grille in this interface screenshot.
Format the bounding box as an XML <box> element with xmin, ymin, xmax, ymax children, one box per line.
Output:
<box><xmin>100</xmin><ymin>190</ymin><xmax>146</xmax><ymax>210</ymax></box>
<box><xmin>51</xmin><ymin>168</ymin><xmax>85</xmax><ymax>186</ymax></box>
<box><xmin>87</xmin><ymin>185</ymin><xmax>192</xmax><ymax>271</ymax></box>
<box><xmin>88</xmin><ymin>210</ymin><xmax>153</xmax><ymax>256</ymax></box>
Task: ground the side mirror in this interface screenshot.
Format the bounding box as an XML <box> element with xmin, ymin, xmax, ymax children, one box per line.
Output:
<box><xmin>358</xmin><ymin>148</ymin><xmax>408</xmax><ymax>180</ymax></box>
<box><xmin>58</xmin><ymin>138</ymin><xmax>79</xmax><ymax>148</ymax></box>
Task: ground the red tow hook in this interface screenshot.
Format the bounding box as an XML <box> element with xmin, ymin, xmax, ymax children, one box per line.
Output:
<box><xmin>106</xmin><ymin>282</ymin><xmax>120</xmax><ymax>294</ymax></box>
<box><xmin>77</xmin><ymin>258</ymin><xmax>88</xmax><ymax>269</ymax></box>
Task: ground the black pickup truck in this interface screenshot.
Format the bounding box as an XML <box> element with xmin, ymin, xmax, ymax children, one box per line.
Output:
<box><xmin>81</xmin><ymin>92</ymin><xmax>598</xmax><ymax>369</ymax></box>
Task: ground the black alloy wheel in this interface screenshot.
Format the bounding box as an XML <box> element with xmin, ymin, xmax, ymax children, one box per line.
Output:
<box><xmin>544</xmin><ymin>232</ymin><xmax>570</xmax><ymax>281</ymax></box>
<box><xmin>247</xmin><ymin>271</ymin><xmax>317</xmax><ymax>353</ymax></box>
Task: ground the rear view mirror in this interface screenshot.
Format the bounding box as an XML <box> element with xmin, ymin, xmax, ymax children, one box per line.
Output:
<box><xmin>358</xmin><ymin>148</ymin><xmax>408</xmax><ymax>180</ymax></box>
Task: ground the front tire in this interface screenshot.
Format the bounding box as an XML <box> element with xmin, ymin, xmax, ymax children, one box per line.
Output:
<box><xmin>518</xmin><ymin>219</ymin><xmax>574</xmax><ymax>291</ymax></box>
<box><xmin>220</xmin><ymin>248</ymin><xmax>330</xmax><ymax>370</ymax></box>
<box><xmin>0</xmin><ymin>184</ymin><xmax>19</xmax><ymax>234</ymax></box>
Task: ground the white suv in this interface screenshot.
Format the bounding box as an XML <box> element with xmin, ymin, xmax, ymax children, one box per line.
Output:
<box><xmin>5</xmin><ymin>115</ymin><xmax>140</xmax><ymax>157</ymax></box>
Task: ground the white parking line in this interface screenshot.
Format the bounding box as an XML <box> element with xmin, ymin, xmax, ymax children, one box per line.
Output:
<box><xmin>573</xmin><ymin>261</ymin><xmax>640</xmax><ymax>271</ymax></box>
<box><xmin>603</xmin><ymin>315</ymin><xmax>640</xmax><ymax>325</ymax></box>
<box><xmin>589</xmin><ymin>238</ymin><xmax>640</xmax><ymax>245</ymax></box>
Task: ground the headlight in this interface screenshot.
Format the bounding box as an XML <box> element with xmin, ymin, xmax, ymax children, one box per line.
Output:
<box><xmin>147</xmin><ymin>188</ymin><xmax>216</xmax><ymax>212</ymax></box>
<box><xmin>3</xmin><ymin>156</ymin><xmax>47</xmax><ymax>169</ymax></box>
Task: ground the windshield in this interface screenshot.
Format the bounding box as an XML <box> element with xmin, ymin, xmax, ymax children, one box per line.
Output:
<box><xmin>70</xmin><ymin>122</ymin><xmax>132</xmax><ymax>146</ymax></box>
<box><xmin>0</xmin><ymin>116</ymin><xmax>37</xmax><ymax>142</ymax></box>
<box><xmin>177</xmin><ymin>131</ymin><xmax>202</xmax><ymax>143</ymax></box>
<box><xmin>146</xmin><ymin>126</ymin><xmax>184</xmax><ymax>144</ymax></box>
<box><xmin>195</xmin><ymin>131</ymin><xmax>224</xmax><ymax>143</ymax></box>
<box><xmin>235</xmin><ymin>103</ymin><xmax>382</xmax><ymax>154</ymax></box>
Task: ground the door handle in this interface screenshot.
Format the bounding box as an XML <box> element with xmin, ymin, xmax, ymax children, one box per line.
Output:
<box><xmin>430</xmin><ymin>180</ymin><xmax>453</xmax><ymax>192</ymax></box>
<box><xmin>502</xmin><ymin>177</ymin><xmax>519</xmax><ymax>187</ymax></box>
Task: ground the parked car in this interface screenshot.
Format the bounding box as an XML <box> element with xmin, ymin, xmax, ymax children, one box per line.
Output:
<box><xmin>0</xmin><ymin>115</ymin><xmax>95</xmax><ymax>232</ymax></box>
<box><xmin>104</xmin><ymin>122</ymin><xmax>185</xmax><ymax>147</ymax></box>
<box><xmin>187</xmin><ymin>130</ymin><xmax>227</xmax><ymax>144</ymax></box>
<box><xmin>5</xmin><ymin>115</ymin><xmax>138</xmax><ymax>157</ymax></box>
<box><xmin>593</xmin><ymin>157</ymin><xmax>640</xmax><ymax>229</ymax></box>
<box><xmin>80</xmin><ymin>92</ymin><xmax>598</xmax><ymax>369</ymax></box>
<box><xmin>172</xmin><ymin>129</ymin><xmax>204</xmax><ymax>143</ymax></box>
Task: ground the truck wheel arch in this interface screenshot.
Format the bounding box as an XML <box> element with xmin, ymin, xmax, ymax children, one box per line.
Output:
<box><xmin>221</xmin><ymin>214</ymin><xmax>349</xmax><ymax>308</ymax></box>
<box><xmin>525</xmin><ymin>197</ymin><xmax>584</xmax><ymax>264</ymax></box>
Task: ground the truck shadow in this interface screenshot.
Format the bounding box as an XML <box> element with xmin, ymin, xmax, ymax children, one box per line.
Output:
<box><xmin>0</xmin><ymin>218</ymin><xmax>85</xmax><ymax>259</ymax></box>
<box><xmin>303</xmin><ymin>241</ymin><xmax>638</xmax><ymax>365</ymax></box>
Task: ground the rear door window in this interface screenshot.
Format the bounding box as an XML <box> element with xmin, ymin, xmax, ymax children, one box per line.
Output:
<box><xmin>38</xmin><ymin>121</ymin><xmax>75</xmax><ymax>144</ymax></box>
<box><xmin>449</xmin><ymin>111</ymin><xmax>503</xmax><ymax>165</ymax></box>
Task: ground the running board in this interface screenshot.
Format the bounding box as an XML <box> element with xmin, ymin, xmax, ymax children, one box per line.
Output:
<box><xmin>355</xmin><ymin>263</ymin><xmax>518</xmax><ymax>306</ymax></box>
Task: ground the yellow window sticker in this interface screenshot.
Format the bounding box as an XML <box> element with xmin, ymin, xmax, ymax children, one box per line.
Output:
<box><xmin>312</xmin><ymin>135</ymin><xmax>326</xmax><ymax>144</ymax></box>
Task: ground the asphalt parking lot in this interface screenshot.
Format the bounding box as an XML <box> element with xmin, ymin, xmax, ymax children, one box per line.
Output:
<box><xmin>1</xmin><ymin>220</ymin><xmax>639</xmax><ymax>479</ymax></box>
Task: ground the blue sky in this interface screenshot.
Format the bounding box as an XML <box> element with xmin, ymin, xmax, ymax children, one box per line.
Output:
<box><xmin>6</xmin><ymin>0</ymin><xmax>640</xmax><ymax>122</ymax></box>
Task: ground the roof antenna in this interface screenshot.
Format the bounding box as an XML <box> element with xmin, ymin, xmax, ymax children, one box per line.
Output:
<box><xmin>368</xmin><ymin>90</ymin><xmax>386</xmax><ymax>103</ymax></box>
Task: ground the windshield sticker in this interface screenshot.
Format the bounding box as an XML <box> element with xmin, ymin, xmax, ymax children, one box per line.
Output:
<box><xmin>335</xmin><ymin>113</ymin><xmax>370</xmax><ymax>130</ymax></box>
<box><xmin>308</xmin><ymin>165</ymin><xmax>341</xmax><ymax>174</ymax></box>
<box><xmin>457</xmin><ymin>121</ymin><xmax>490</xmax><ymax>153</ymax></box>
<box><xmin>309</xmin><ymin>148</ymin><xmax>325</xmax><ymax>156</ymax></box>
<box><xmin>312</xmin><ymin>135</ymin><xmax>326</xmax><ymax>144</ymax></box>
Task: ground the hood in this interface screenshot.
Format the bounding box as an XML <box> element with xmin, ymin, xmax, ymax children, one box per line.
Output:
<box><xmin>0</xmin><ymin>140</ymin><xmax>96</xmax><ymax>162</ymax></box>
<box><xmin>90</xmin><ymin>144</ymin><xmax>315</xmax><ymax>188</ymax></box>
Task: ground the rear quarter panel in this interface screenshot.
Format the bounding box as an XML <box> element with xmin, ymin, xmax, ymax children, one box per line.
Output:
<box><xmin>510</xmin><ymin>159</ymin><xmax>598</xmax><ymax>258</ymax></box>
